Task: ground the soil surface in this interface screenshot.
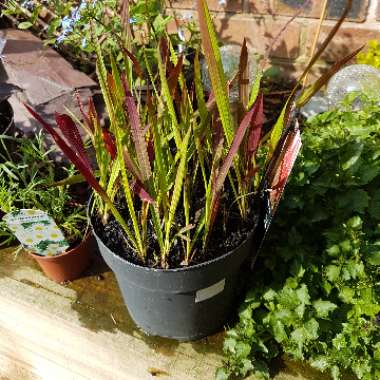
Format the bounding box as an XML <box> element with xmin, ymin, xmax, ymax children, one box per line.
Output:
<box><xmin>93</xmin><ymin>190</ymin><xmax>259</xmax><ymax>270</ymax></box>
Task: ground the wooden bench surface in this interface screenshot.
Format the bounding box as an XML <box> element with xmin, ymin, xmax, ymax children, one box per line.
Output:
<box><xmin>0</xmin><ymin>247</ymin><xmax>331</xmax><ymax>380</ymax></box>
<box><xmin>0</xmin><ymin>247</ymin><xmax>225</xmax><ymax>380</ymax></box>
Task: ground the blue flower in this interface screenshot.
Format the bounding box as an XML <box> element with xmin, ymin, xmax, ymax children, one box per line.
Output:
<box><xmin>21</xmin><ymin>1</ymin><xmax>35</xmax><ymax>11</ymax></box>
<box><xmin>71</xmin><ymin>1</ymin><xmax>87</xmax><ymax>23</ymax></box>
<box><xmin>56</xmin><ymin>1</ymin><xmax>88</xmax><ymax>44</ymax></box>
<box><xmin>61</xmin><ymin>16</ymin><xmax>73</xmax><ymax>31</ymax></box>
<box><xmin>56</xmin><ymin>16</ymin><xmax>73</xmax><ymax>44</ymax></box>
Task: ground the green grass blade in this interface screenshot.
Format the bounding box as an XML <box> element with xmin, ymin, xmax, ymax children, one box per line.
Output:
<box><xmin>163</xmin><ymin>126</ymin><xmax>191</xmax><ymax>265</ymax></box>
<box><xmin>196</xmin><ymin>0</ymin><xmax>234</xmax><ymax>146</ymax></box>
<box><xmin>114</xmin><ymin>125</ymin><xmax>145</xmax><ymax>258</ymax></box>
<box><xmin>157</xmin><ymin>44</ymin><xmax>182</xmax><ymax>149</ymax></box>
<box><xmin>150</xmin><ymin>204</ymin><xmax>165</xmax><ymax>258</ymax></box>
<box><xmin>95</xmin><ymin>42</ymin><xmax>114</xmax><ymax>124</ymax></box>
<box><xmin>106</xmin><ymin>159</ymin><xmax>121</xmax><ymax>199</ymax></box>
<box><xmin>152</xmin><ymin>120</ymin><xmax>169</xmax><ymax>214</ymax></box>
<box><xmin>248</xmin><ymin>70</ymin><xmax>263</xmax><ymax>110</ymax></box>
<box><xmin>183</xmin><ymin>176</ymin><xmax>191</xmax><ymax>261</ymax></box>
<box><xmin>267</xmin><ymin>100</ymin><xmax>288</xmax><ymax>161</ymax></box>
<box><xmin>194</xmin><ymin>52</ymin><xmax>208</xmax><ymax>124</ymax></box>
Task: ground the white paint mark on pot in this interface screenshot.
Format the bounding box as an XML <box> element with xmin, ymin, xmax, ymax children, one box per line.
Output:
<box><xmin>195</xmin><ymin>279</ymin><xmax>225</xmax><ymax>303</ymax></box>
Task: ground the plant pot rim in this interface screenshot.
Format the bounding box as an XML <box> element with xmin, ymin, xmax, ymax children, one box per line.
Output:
<box><xmin>28</xmin><ymin>231</ymin><xmax>92</xmax><ymax>262</ymax></box>
<box><xmin>88</xmin><ymin>198</ymin><xmax>257</xmax><ymax>274</ymax></box>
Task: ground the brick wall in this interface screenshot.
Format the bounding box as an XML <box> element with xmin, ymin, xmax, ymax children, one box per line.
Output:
<box><xmin>166</xmin><ymin>0</ymin><xmax>380</xmax><ymax>78</ymax></box>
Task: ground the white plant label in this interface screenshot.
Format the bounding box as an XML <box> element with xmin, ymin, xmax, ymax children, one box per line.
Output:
<box><xmin>3</xmin><ymin>209</ymin><xmax>69</xmax><ymax>256</ymax></box>
<box><xmin>195</xmin><ymin>278</ymin><xmax>226</xmax><ymax>303</ymax></box>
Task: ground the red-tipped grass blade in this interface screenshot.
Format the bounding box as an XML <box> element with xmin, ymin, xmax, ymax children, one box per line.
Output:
<box><xmin>131</xmin><ymin>180</ymin><xmax>156</xmax><ymax>204</ymax></box>
<box><xmin>102</xmin><ymin>128</ymin><xmax>117</xmax><ymax>160</ymax></box>
<box><xmin>55</xmin><ymin>112</ymin><xmax>92</xmax><ymax>171</ymax></box>
<box><xmin>121</xmin><ymin>75</ymin><xmax>152</xmax><ymax>183</ymax></box>
<box><xmin>24</xmin><ymin>103</ymin><xmax>104</xmax><ymax>196</ymax></box>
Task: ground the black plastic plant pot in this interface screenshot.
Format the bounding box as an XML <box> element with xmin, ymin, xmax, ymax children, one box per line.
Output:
<box><xmin>91</xmin><ymin>225</ymin><xmax>254</xmax><ymax>341</ymax></box>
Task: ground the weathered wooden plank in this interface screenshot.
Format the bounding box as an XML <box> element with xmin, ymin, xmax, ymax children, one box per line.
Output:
<box><xmin>0</xmin><ymin>248</ymin><xmax>223</xmax><ymax>380</ymax></box>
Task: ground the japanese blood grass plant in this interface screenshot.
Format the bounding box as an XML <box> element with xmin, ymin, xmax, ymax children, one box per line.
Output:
<box><xmin>26</xmin><ymin>0</ymin><xmax>358</xmax><ymax>269</ymax></box>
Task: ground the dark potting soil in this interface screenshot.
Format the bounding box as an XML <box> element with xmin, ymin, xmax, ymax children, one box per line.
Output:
<box><xmin>92</xmin><ymin>190</ymin><xmax>258</xmax><ymax>270</ymax></box>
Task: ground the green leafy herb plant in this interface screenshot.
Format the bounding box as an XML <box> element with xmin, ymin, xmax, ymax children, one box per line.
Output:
<box><xmin>219</xmin><ymin>95</ymin><xmax>380</xmax><ymax>380</ymax></box>
<box><xmin>0</xmin><ymin>132</ymin><xmax>87</xmax><ymax>247</ymax></box>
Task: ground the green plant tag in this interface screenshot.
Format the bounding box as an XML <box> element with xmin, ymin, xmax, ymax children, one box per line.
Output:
<box><xmin>3</xmin><ymin>209</ymin><xmax>69</xmax><ymax>256</ymax></box>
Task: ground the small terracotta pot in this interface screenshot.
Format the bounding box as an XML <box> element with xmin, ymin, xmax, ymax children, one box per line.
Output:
<box><xmin>28</xmin><ymin>233</ymin><xmax>94</xmax><ymax>283</ymax></box>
